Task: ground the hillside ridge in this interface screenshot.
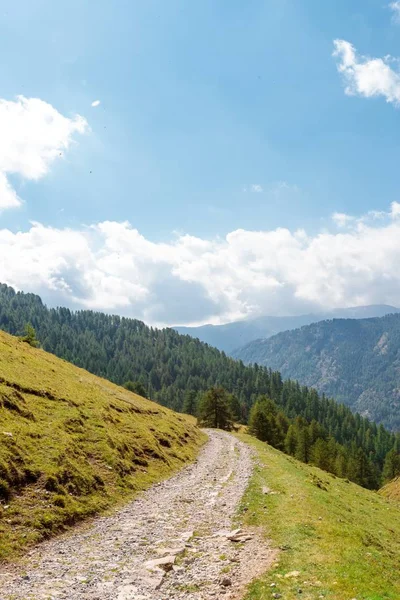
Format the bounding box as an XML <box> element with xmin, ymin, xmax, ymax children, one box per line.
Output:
<box><xmin>175</xmin><ymin>304</ymin><xmax>400</xmax><ymax>353</ymax></box>
<box><xmin>234</xmin><ymin>312</ymin><xmax>400</xmax><ymax>429</ymax></box>
<box><xmin>0</xmin><ymin>328</ymin><xmax>204</xmax><ymax>560</ymax></box>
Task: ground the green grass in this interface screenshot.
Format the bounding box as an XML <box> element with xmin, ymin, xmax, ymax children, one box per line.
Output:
<box><xmin>0</xmin><ymin>330</ymin><xmax>206</xmax><ymax>561</ymax></box>
<box><xmin>238</xmin><ymin>434</ymin><xmax>400</xmax><ymax>600</ymax></box>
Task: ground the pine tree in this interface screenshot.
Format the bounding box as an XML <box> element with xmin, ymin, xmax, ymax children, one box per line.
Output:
<box><xmin>228</xmin><ymin>393</ymin><xmax>242</xmax><ymax>422</ymax></box>
<box><xmin>310</xmin><ymin>438</ymin><xmax>331</xmax><ymax>471</ymax></box>
<box><xmin>21</xmin><ymin>323</ymin><xmax>39</xmax><ymax>348</ymax></box>
<box><xmin>382</xmin><ymin>449</ymin><xmax>400</xmax><ymax>483</ymax></box>
<box><xmin>182</xmin><ymin>390</ymin><xmax>198</xmax><ymax>416</ymax></box>
<box><xmin>284</xmin><ymin>424</ymin><xmax>297</xmax><ymax>456</ymax></box>
<box><xmin>198</xmin><ymin>387</ymin><xmax>233</xmax><ymax>430</ymax></box>
<box><xmin>123</xmin><ymin>381</ymin><xmax>148</xmax><ymax>398</ymax></box>
<box><xmin>295</xmin><ymin>426</ymin><xmax>311</xmax><ymax>463</ymax></box>
<box><xmin>248</xmin><ymin>396</ymin><xmax>285</xmax><ymax>448</ymax></box>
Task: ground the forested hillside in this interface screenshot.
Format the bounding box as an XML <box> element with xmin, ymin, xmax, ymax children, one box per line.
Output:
<box><xmin>175</xmin><ymin>305</ymin><xmax>399</xmax><ymax>353</ymax></box>
<box><xmin>0</xmin><ymin>283</ymin><xmax>399</xmax><ymax>488</ymax></box>
<box><xmin>234</xmin><ymin>314</ymin><xmax>400</xmax><ymax>430</ymax></box>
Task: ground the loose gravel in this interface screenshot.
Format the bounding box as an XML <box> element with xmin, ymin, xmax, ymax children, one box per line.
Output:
<box><xmin>0</xmin><ymin>430</ymin><xmax>274</xmax><ymax>600</ymax></box>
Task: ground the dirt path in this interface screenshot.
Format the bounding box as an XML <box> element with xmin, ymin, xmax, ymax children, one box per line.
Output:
<box><xmin>0</xmin><ymin>430</ymin><xmax>274</xmax><ymax>600</ymax></box>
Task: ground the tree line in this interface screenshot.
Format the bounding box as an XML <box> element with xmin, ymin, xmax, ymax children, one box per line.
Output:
<box><xmin>198</xmin><ymin>387</ymin><xmax>400</xmax><ymax>489</ymax></box>
<box><xmin>0</xmin><ymin>283</ymin><xmax>399</xmax><ymax>489</ymax></box>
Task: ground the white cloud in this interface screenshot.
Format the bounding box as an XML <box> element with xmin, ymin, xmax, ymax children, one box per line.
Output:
<box><xmin>91</xmin><ymin>100</ymin><xmax>101</xmax><ymax>107</ymax></box>
<box><xmin>0</xmin><ymin>95</ymin><xmax>87</xmax><ymax>211</ymax></box>
<box><xmin>332</xmin><ymin>212</ymin><xmax>354</xmax><ymax>228</ymax></box>
<box><xmin>251</xmin><ymin>184</ymin><xmax>263</xmax><ymax>193</ymax></box>
<box><xmin>2</xmin><ymin>205</ymin><xmax>400</xmax><ymax>326</ymax></box>
<box><xmin>0</xmin><ymin>173</ymin><xmax>21</xmax><ymax>210</ymax></box>
<box><xmin>390</xmin><ymin>200</ymin><xmax>400</xmax><ymax>218</ymax></box>
<box><xmin>333</xmin><ymin>39</ymin><xmax>400</xmax><ymax>105</ymax></box>
<box><xmin>390</xmin><ymin>1</ymin><xmax>400</xmax><ymax>22</ymax></box>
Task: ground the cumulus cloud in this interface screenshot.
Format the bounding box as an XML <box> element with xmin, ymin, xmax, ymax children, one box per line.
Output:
<box><xmin>91</xmin><ymin>100</ymin><xmax>101</xmax><ymax>107</ymax></box>
<box><xmin>0</xmin><ymin>95</ymin><xmax>87</xmax><ymax>211</ymax></box>
<box><xmin>333</xmin><ymin>39</ymin><xmax>400</xmax><ymax>105</ymax></box>
<box><xmin>332</xmin><ymin>212</ymin><xmax>354</xmax><ymax>228</ymax></box>
<box><xmin>390</xmin><ymin>200</ymin><xmax>400</xmax><ymax>218</ymax></box>
<box><xmin>0</xmin><ymin>173</ymin><xmax>21</xmax><ymax>210</ymax></box>
<box><xmin>2</xmin><ymin>205</ymin><xmax>400</xmax><ymax>326</ymax></box>
<box><xmin>251</xmin><ymin>184</ymin><xmax>263</xmax><ymax>193</ymax></box>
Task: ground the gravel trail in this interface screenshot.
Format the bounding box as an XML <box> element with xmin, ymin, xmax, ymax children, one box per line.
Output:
<box><xmin>0</xmin><ymin>430</ymin><xmax>274</xmax><ymax>600</ymax></box>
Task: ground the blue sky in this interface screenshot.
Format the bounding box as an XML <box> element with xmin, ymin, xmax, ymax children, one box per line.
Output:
<box><xmin>1</xmin><ymin>0</ymin><xmax>399</xmax><ymax>237</ymax></box>
<box><xmin>2</xmin><ymin>0</ymin><xmax>400</xmax><ymax>325</ymax></box>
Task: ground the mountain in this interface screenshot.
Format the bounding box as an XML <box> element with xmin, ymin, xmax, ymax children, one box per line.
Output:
<box><xmin>0</xmin><ymin>282</ymin><xmax>398</xmax><ymax>489</ymax></box>
<box><xmin>0</xmin><ymin>328</ymin><xmax>203</xmax><ymax>560</ymax></box>
<box><xmin>234</xmin><ymin>313</ymin><xmax>400</xmax><ymax>430</ymax></box>
<box><xmin>175</xmin><ymin>305</ymin><xmax>400</xmax><ymax>353</ymax></box>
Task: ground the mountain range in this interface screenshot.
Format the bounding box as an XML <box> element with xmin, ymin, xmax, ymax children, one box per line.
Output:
<box><xmin>175</xmin><ymin>305</ymin><xmax>400</xmax><ymax>353</ymax></box>
<box><xmin>233</xmin><ymin>313</ymin><xmax>400</xmax><ymax>430</ymax></box>
<box><xmin>2</xmin><ymin>282</ymin><xmax>400</xmax><ymax>430</ymax></box>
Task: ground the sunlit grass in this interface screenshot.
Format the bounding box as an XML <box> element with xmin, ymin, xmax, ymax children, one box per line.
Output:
<box><xmin>238</xmin><ymin>434</ymin><xmax>400</xmax><ymax>600</ymax></box>
<box><xmin>0</xmin><ymin>330</ymin><xmax>205</xmax><ymax>561</ymax></box>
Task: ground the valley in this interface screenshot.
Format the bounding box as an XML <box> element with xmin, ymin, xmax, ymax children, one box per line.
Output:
<box><xmin>175</xmin><ymin>305</ymin><xmax>399</xmax><ymax>354</ymax></box>
<box><xmin>234</xmin><ymin>314</ymin><xmax>400</xmax><ymax>430</ymax></box>
<box><xmin>1</xmin><ymin>289</ymin><xmax>400</xmax><ymax>599</ymax></box>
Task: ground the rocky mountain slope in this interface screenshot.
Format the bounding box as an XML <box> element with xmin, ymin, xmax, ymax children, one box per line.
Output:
<box><xmin>234</xmin><ymin>314</ymin><xmax>400</xmax><ymax>430</ymax></box>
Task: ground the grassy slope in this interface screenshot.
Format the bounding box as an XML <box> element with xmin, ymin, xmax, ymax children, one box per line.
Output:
<box><xmin>380</xmin><ymin>477</ymin><xmax>400</xmax><ymax>503</ymax></box>
<box><xmin>0</xmin><ymin>330</ymin><xmax>205</xmax><ymax>561</ymax></box>
<box><xmin>238</xmin><ymin>434</ymin><xmax>400</xmax><ymax>600</ymax></box>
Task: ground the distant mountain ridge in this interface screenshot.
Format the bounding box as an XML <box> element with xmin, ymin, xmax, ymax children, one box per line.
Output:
<box><xmin>233</xmin><ymin>313</ymin><xmax>400</xmax><ymax>430</ymax></box>
<box><xmin>175</xmin><ymin>305</ymin><xmax>400</xmax><ymax>353</ymax></box>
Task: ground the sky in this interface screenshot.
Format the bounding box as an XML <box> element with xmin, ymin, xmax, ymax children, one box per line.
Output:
<box><xmin>2</xmin><ymin>0</ymin><xmax>400</xmax><ymax>325</ymax></box>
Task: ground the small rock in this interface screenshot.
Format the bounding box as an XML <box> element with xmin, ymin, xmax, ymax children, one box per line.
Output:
<box><xmin>180</xmin><ymin>531</ymin><xmax>193</xmax><ymax>542</ymax></box>
<box><xmin>272</xmin><ymin>594</ymin><xmax>282</xmax><ymax>599</ymax></box>
<box><xmin>220</xmin><ymin>577</ymin><xmax>232</xmax><ymax>587</ymax></box>
<box><xmin>226</xmin><ymin>528</ymin><xmax>241</xmax><ymax>538</ymax></box>
<box><xmin>144</xmin><ymin>555</ymin><xmax>175</xmax><ymax>572</ymax></box>
<box><xmin>155</xmin><ymin>546</ymin><xmax>185</xmax><ymax>557</ymax></box>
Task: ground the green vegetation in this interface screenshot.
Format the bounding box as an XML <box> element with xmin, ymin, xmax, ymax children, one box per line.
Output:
<box><xmin>0</xmin><ymin>329</ymin><xmax>205</xmax><ymax>561</ymax></box>
<box><xmin>239</xmin><ymin>434</ymin><xmax>400</xmax><ymax>600</ymax></box>
<box><xmin>0</xmin><ymin>283</ymin><xmax>399</xmax><ymax>490</ymax></box>
<box><xmin>234</xmin><ymin>313</ymin><xmax>400</xmax><ymax>430</ymax></box>
<box><xmin>20</xmin><ymin>323</ymin><xmax>39</xmax><ymax>348</ymax></box>
<box><xmin>176</xmin><ymin>305</ymin><xmax>399</xmax><ymax>354</ymax></box>
<box><xmin>247</xmin><ymin>396</ymin><xmax>400</xmax><ymax>488</ymax></box>
<box><xmin>198</xmin><ymin>387</ymin><xmax>234</xmax><ymax>430</ymax></box>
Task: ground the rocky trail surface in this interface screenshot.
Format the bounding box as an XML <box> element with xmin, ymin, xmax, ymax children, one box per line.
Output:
<box><xmin>0</xmin><ymin>430</ymin><xmax>274</xmax><ymax>600</ymax></box>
